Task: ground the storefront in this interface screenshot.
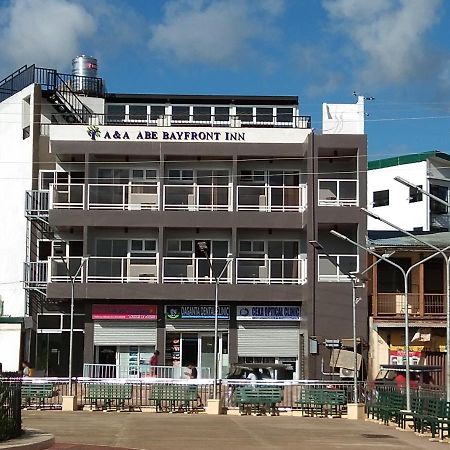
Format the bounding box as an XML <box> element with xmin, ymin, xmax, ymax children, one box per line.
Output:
<box><xmin>236</xmin><ymin>305</ymin><xmax>302</xmax><ymax>379</ymax></box>
<box><xmin>164</xmin><ymin>305</ymin><xmax>229</xmax><ymax>378</ymax></box>
<box><xmin>92</xmin><ymin>304</ymin><xmax>157</xmax><ymax>377</ymax></box>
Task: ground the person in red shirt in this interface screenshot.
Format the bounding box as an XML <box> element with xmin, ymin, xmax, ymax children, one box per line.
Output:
<box><xmin>150</xmin><ymin>350</ymin><xmax>160</xmax><ymax>377</ymax></box>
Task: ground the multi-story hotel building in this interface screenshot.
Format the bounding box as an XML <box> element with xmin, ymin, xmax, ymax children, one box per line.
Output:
<box><xmin>0</xmin><ymin>58</ymin><xmax>367</xmax><ymax>378</ymax></box>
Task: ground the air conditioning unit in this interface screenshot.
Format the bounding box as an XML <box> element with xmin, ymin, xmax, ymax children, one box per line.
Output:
<box><xmin>339</xmin><ymin>367</ymin><xmax>355</xmax><ymax>378</ymax></box>
<box><xmin>186</xmin><ymin>264</ymin><xmax>195</xmax><ymax>279</ymax></box>
<box><xmin>187</xmin><ymin>194</ymin><xmax>196</xmax><ymax>211</ymax></box>
<box><xmin>259</xmin><ymin>195</ymin><xmax>267</xmax><ymax>211</ymax></box>
<box><xmin>258</xmin><ymin>265</ymin><xmax>268</xmax><ymax>279</ymax></box>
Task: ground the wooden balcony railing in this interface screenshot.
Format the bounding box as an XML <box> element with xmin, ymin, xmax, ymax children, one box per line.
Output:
<box><xmin>374</xmin><ymin>293</ymin><xmax>446</xmax><ymax>318</ymax></box>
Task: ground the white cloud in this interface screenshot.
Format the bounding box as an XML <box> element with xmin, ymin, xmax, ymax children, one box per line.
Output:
<box><xmin>322</xmin><ymin>0</ymin><xmax>443</xmax><ymax>85</ymax></box>
<box><xmin>0</xmin><ymin>0</ymin><xmax>96</xmax><ymax>71</ymax></box>
<box><xmin>148</xmin><ymin>0</ymin><xmax>284</xmax><ymax>66</ymax></box>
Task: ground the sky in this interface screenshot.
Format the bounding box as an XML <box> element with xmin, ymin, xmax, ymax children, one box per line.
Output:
<box><xmin>0</xmin><ymin>0</ymin><xmax>450</xmax><ymax>160</ymax></box>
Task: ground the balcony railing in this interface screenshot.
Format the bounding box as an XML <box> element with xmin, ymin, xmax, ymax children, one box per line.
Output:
<box><xmin>237</xmin><ymin>185</ymin><xmax>307</xmax><ymax>212</ymax></box>
<box><xmin>86</xmin><ymin>257</ymin><xmax>158</xmax><ymax>283</ymax></box>
<box><xmin>163</xmin><ymin>184</ymin><xmax>232</xmax><ymax>211</ymax></box>
<box><xmin>25</xmin><ymin>190</ymin><xmax>49</xmax><ymax>218</ymax></box>
<box><xmin>236</xmin><ymin>258</ymin><xmax>307</xmax><ymax>284</ymax></box>
<box><xmin>88</xmin><ymin>183</ymin><xmax>159</xmax><ymax>210</ymax></box>
<box><xmin>90</xmin><ymin>114</ymin><xmax>312</xmax><ymax>129</ymax></box>
<box><xmin>49</xmin><ymin>183</ymin><xmax>84</xmax><ymax>209</ymax></box>
<box><xmin>318</xmin><ymin>254</ymin><xmax>358</xmax><ymax>282</ymax></box>
<box><xmin>48</xmin><ymin>257</ymin><xmax>85</xmax><ymax>282</ymax></box>
<box><xmin>163</xmin><ymin>257</ymin><xmax>232</xmax><ymax>283</ymax></box>
<box><xmin>318</xmin><ymin>179</ymin><xmax>358</xmax><ymax>206</ymax></box>
<box><xmin>374</xmin><ymin>293</ymin><xmax>446</xmax><ymax>317</ymax></box>
<box><xmin>24</xmin><ymin>261</ymin><xmax>48</xmax><ymax>287</ymax></box>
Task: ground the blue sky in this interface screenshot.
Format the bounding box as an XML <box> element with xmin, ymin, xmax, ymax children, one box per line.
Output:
<box><xmin>1</xmin><ymin>0</ymin><xmax>450</xmax><ymax>160</ymax></box>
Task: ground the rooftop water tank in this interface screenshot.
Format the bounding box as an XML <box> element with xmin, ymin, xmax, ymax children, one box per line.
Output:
<box><xmin>71</xmin><ymin>55</ymin><xmax>99</xmax><ymax>94</ymax></box>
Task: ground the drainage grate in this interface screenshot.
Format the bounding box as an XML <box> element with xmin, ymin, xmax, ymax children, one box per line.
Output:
<box><xmin>361</xmin><ymin>434</ymin><xmax>396</xmax><ymax>439</ymax></box>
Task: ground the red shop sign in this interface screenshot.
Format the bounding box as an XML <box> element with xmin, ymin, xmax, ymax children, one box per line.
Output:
<box><xmin>92</xmin><ymin>304</ymin><xmax>157</xmax><ymax>320</ymax></box>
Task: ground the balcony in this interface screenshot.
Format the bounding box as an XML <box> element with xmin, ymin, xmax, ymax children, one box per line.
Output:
<box><xmin>318</xmin><ymin>179</ymin><xmax>358</xmax><ymax>206</ymax></box>
<box><xmin>25</xmin><ymin>190</ymin><xmax>49</xmax><ymax>219</ymax></box>
<box><xmin>23</xmin><ymin>261</ymin><xmax>48</xmax><ymax>288</ymax></box>
<box><xmin>49</xmin><ymin>183</ymin><xmax>84</xmax><ymax>209</ymax></box>
<box><xmin>88</xmin><ymin>184</ymin><xmax>159</xmax><ymax>210</ymax></box>
<box><xmin>237</xmin><ymin>185</ymin><xmax>307</xmax><ymax>212</ymax></box>
<box><xmin>374</xmin><ymin>293</ymin><xmax>446</xmax><ymax>318</ymax></box>
<box><xmin>162</xmin><ymin>257</ymin><xmax>231</xmax><ymax>283</ymax></box>
<box><xmin>163</xmin><ymin>184</ymin><xmax>232</xmax><ymax>211</ymax></box>
<box><xmin>318</xmin><ymin>254</ymin><xmax>358</xmax><ymax>282</ymax></box>
<box><xmin>236</xmin><ymin>258</ymin><xmax>306</xmax><ymax>284</ymax></box>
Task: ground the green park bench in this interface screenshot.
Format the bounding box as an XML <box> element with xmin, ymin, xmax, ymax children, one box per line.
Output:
<box><xmin>85</xmin><ymin>383</ymin><xmax>133</xmax><ymax>410</ymax></box>
<box><xmin>21</xmin><ymin>383</ymin><xmax>54</xmax><ymax>409</ymax></box>
<box><xmin>148</xmin><ymin>384</ymin><xmax>199</xmax><ymax>413</ymax></box>
<box><xmin>233</xmin><ymin>386</ymin><xmax>283</xmax><ymax>416</ymax></box>
<box><xmin>295</xmin><ymin>388</ymin><xmax>346</xmax><ymax>417</ymax></box>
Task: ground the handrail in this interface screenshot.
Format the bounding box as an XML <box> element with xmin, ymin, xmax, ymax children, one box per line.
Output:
<box><xmin>163</xmin><ymin>256</ymin><xmax>232</xmax><ymax>283</ymax></box>
<box><xmin>0</xmin><ymin>64</ymin><xmax>28</xmax><ymax>86</ymax></box>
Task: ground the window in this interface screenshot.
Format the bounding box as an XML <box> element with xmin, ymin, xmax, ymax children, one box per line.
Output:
<box><xmin>150</xmin><ymin>105</ymin><xmax>165</xmax><ymax>120</ymax></box>
<box><xmin>107</xmin><ymin>104</ymin><xmax>125</xmax><ymax>122</ymax></box>
<box><xmin>430</xmin><ymin>185</ymin><xmax>448</xmax><ymax>215</ymax></box>
<box><xmin>256</xmin><ymin>107</ymin><xmax>273</xmax><ymax>123</ymax></box>
<box><xmin>239</xmin><ymin>240</ymin><xmax>265</xmax><ymax>255</ymax></box>
<box><xmin>377</xmin><ymin>258</ymin><xmax>411</xmax><ymax>292</ymax></box>
<box><xmin>193</xmin><ymin>106</ymin><xmax>211</xmax><ymax>122</ymax></box>
<box><xmin>172</xmin><ymin>106</ymin><xmax>190</xmax><ymax>121</ymax></box>
<box><xmin>131</xmin><ymin>169</ymin><xmax>157</xmax><ymax>181</ymax></box>
<box><xmin>236</xmin><ymin>107</ymin><xmax>253</xmax><ymax>121</ymax></box>
<box><xmin>409</xmin><ymin>185</ymin><xmax>423</xmax><ymax>203</ymax></box>
<box><xmin>214</xmin><ymin>107</ymin><xmax>229</xmax><ymax>122</ymax></box>
<box><xmin>167</xmin><ymin>240</ymin><xmax>193</xmax><ymax>255</ymax></box>
<box><xmin>168</xmin><ymin>169</ymin><xmax>194</xmax><ymax>182</ymax></box>
<box><xmin>130</xmin><ymin>239</ymin><xmax>156</xmax><ymax>257</ymax></box>
<box><xmin>129</xmin><ymin>105</ymin><xmax>147</xmax><ymax>121</ymax></box>
<box><xmin>276</xmin><ymin>107</ymin><xmax>293</xmax><ymax>123</ymax></box>
<box><xmin>373</xmin><ymin>190</ymin><xmax>389</xmax><ymax>207</ymax></box>
<box><xmin>239</xmin><ymin>170</ymin><xmax>265</xmax><ymax>184</ymax></box>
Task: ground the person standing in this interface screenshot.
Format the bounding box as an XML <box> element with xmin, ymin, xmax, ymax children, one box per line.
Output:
<box><xmin>150</xmin><ymin>350</ymin><xmax>160</xmax><ymax>377</ymax></box>
<box><xmin>21</xmin><ymin>361</ymin><xmax>31</xmax><ymax>377</ymax></box>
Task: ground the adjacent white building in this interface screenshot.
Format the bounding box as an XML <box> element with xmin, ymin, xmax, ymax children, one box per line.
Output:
<box><xmin>367</xmin><ymin>152</ymin><xmax>450</xmax><ymax>231</ymax></box>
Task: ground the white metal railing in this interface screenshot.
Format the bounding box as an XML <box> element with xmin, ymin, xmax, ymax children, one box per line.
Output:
<box><xmin>83</xmin><ymin>363</ymin><xmax>211</xmax><ymax>379</ymax></box>
<box><xmin>163</xmin><ymin>184</ymin><xmax>232</xmax><ymax>211</ymax></box>
<box><xmin>318</xmin><ymin>179</ymin><xmax>358</xmax><ymax>206</ymax></box>
<box><xmin>48</xmin><ymin>257</ymin><xmax>85</xmax><ymax>282</ymax></box>
<box><xmin>237</xmin><ymin>185</ymin><xmax>307</xmax><ymax>212</ymax></box>
<box><xmin>88</xmin><ymin>183</ymin><xmax>159</xmax><ymax>210</ymax></box>
<box><xmin>24</xmin><ymin>261</ymin><xmax>48</xmax><ymax>286</ymax></box>
<box><xmin>318</xmin><ymin>254</ymin><xmax>359</xmax><ymax>282</ymax></box>
<box><xmin>236</xmin><ymin>258</ymin><xmax>307</xmax><ymax>284</ymax></box>
<box><xmin>163</xmin><ymin>257</ymin><xmax>232</xmax><ymax>283</ymax></box>
<box><xmin>25</xmin><ymin>190</ymin><xmax>49</xmax><ymax>217</ymax></box>
<box><xmin>49</xmin><ymin>183</ymin><xmax>85</xmax><ymax>209</ymax></box>
<box><xmin>86</xmin><ymin>257</ymin><xmax>158</xmax><ymax>283</ymax></box>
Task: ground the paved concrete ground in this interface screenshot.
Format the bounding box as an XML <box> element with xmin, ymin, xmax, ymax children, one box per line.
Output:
<box><xmin>23</xmin><ymin>411</ymin><xmax>443</xmax><ymax>450</ymax></box>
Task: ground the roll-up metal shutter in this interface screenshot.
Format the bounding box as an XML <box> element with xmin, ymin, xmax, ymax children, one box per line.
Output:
<box><xmin>94</xmin><ymin>322</ymin><xmax>157</xmax><ymax>346</ymax></box>
<box><xmin>166</xmin><ymin>320</ymin><xmax>229</xmax><ymax>332</ymax></box>
<box><xmin>238</xmin><ymin>322</ymin><xmax>299</xmax><ymax>357</ymax></box>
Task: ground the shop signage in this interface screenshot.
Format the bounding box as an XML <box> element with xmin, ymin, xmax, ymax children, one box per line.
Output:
<box><xmin>389</xmin><ymin>349</ymin><xmax>422</xmax><ymax>365</ymax></box>
<box><xmin>165</xmin><ymin>305</ymin><xmax>230</xmax><ymax>320</ymax></box>
<box><xmin>92</xmin><ymin>304</ymin><xmax>157</xmax><ymax>320</ymax></box>
<box><xmin>237</xmin><ymin>305</ymin><xmax>300</xmax><ymax>321</ymax></box>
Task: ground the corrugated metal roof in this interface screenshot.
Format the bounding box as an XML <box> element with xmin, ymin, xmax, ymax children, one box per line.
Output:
<box><xmin>368</xmin><ymin>231</ymin><xmax>450</xmax><ymax>248</ymax></box>
<box><xmin>368</xmin><ymin>151</ymin><xmax>450</xmax><ymax>170</ymax></box>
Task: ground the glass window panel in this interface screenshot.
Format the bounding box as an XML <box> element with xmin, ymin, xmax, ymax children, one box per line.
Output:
<box><xmin>132</xmin><ymin>169</ymin><xmax>144</xmax><ymax>180</ymax></box>
<box><xmin>214</xmin><ymin>107</ymin><xmax>229</xmax><ymax>122</ymax></box>
<box><xmin>212</xmin><ymin>240</ymin><xmax>228</xmax><ymax>257</ymax></box>
<box><xmin>38</xmin><ymin>315</ymin><xmax>61</xmax><ymax>329</ymax></box>
<box><xmin>215</xmin><ymin>170</ymin><xmax>229</xmax><ymax>185</ymax></box>
<box><xmin>150</xmin><ymin>105</ymin><xmax>165</xmax><ymax>120</ymax></box>
<box><xmin>373</xmin><ymin>190</ymin><xmax>389</xmax><ymax>207</ymax></box>
<box><xmin>197</xmin><ymin>170</ymin><xmax>213</xmax><ymax>185</ymax></box>
<box><xmin>239</xmin><ymin>241</ymin><xmax>252</xmax><ymax>252</ymax></box>
<box><xmin>144</xmin><ymin>240</ymin><xmax>156</xmax><ymax>251</ymax></box>
<box><xmin>167</xmin><ymin>240</ymin><xmax>179</xmax><ymax>252</ymax></box>
<box><xmin>283</xmin><ymin>241</ymin><xmax>298</xmax><ymax>258</ymax></box>
<box><xmin>182</xmin><ymin>170</ymin><xmax>194</xmax><ymax>181</ymax></box>
<box><xmin>40</xmin><ymin>172</ymin><xmax>55</xmax><ymax>190</ymax></box>
<box><xmin>129</xmin><ymin>105</ymin><xmax>147</xmax><ymax>121</ymax></box>
<box><xmin>112</xmin><ymin>240</ymin><xmax>128</xmax><ymax>257</ymax></box>
<box><xmin>256</xmin><ymin>107</ymin><xmax>273</xmax><ymax>122</ymax></box>
<box><xmin>193</xmin><ymin>106</ymin><xmax>211</xmax><ymax>121</ymax></box>
<box><xmin>277</xmin><ymin>107</ymin><xmax>293</xmax><ymax>122</ymax></box>
<box><xmin>145</xmin><ymin>170</ymin><xmax>157</xmax><ymax>180</ymax></box>
<box><xmin>107</xmin><ymin>104</ymin><xmax>125</xmax><ymax>122</ymax></box>
<box><xmin>236</xmin><ymin>107</ymin><xmax>253</xmax><ymax>121</ymax></box>
<box><xmin>172</xmin><ymin>106</ymin><xmax>190</xmax><ymax>121</ymax></box>
<box><xmin>268</xmin><ymin>241</ymin><xmax>282</xmax><ymax>258</ymax></box>
<box><xmin>96</xmin><ymin>239</ymin><xmax>112</xmax><ymax>257</ymax></box>
<box><xmin>181</xmin><ymin>240</ymin><xmax>193</xmax><ymax>252</ymax></box>
<box><xmin>62</xmin><ymin>315</ymin><xmax>84</xmax><ymax>329</ymax></box>
<box><xmin>253</xmin><ymin>241</ymin><xmax>265</xmax><ymax>253</ymax></box>
<box><xmin>131</xmin><ymin>240</ymin><xmax>142</xmax><ymax>251</ymax></box>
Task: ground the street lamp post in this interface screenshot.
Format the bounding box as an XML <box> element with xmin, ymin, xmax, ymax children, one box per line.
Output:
<box><xmin>394</xmin><ymin>176</ymin><xmax>450</xmax><ymax>403</ymax></box>
<box><xmin>59</xmin><ymin>255</ymin><xmax>88</xmax><ymax>396</ymax></box>
<box><xmin>330</xmin><ymin>230</ymin><xmax>450</xmax><ymax>412</ymax></box>
<box><xmin>197</xmin><ymin>242</ymin><xmax>232</xmax><ymax>400</ymax></box>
